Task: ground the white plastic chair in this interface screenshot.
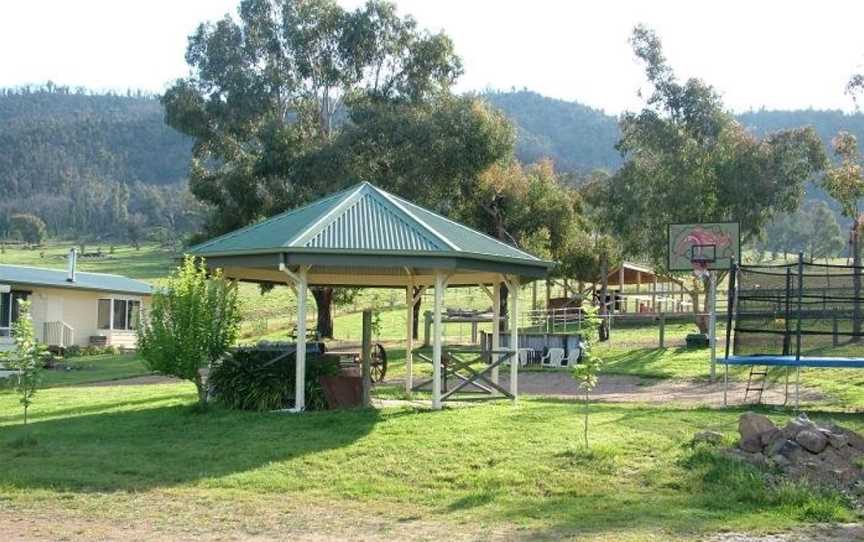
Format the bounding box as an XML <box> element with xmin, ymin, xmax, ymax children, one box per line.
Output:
<box><xmin>518</xmin><ymin>348</ymin><xmax>532</xmax><ymax>367</ymax></box>
<box><xmin>560</xmin><ymin>343</ymin><xmax>584</xmax><ymax>367</ymax></box>
<box><xmin>541</xmin><ymin>348</ymin><xmax>565</xmax><ymax>368</ymax></box>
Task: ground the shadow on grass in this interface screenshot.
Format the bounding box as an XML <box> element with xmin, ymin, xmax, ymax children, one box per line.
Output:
<box><xmin>0</xmin><ymin>402</ymin><xmax>381</xmax><ymax>492</ymax></box>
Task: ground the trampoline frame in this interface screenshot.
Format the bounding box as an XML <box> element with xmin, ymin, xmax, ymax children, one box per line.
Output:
<box><xmin>723</xmin><ymin>252</ymin><xmax>864</xmax><ymax>407</ymax></box>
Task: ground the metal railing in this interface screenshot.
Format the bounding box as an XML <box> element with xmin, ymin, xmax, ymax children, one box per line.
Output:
<box><xmin>43</xmin><ymin>321</ymin><xmax>74</xmax><ymax>348</ymax></box>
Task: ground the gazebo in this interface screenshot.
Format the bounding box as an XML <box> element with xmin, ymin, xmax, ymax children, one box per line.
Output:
<box><xmin>189</xmin><ymin>182</ymin><xmax>552</xmax><ymax>411</ymax></box>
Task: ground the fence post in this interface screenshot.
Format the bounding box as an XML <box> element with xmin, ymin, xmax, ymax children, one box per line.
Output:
<box><xmin>361</xmin><ymin>310</ymin><xmax>372</xmax><ymax>408</ymax></box>
<box><xmin>833</xmin><ymin>313</ymin><xmax>839</xmax><ymax>347</ymax></box>
<box><xmin>659</xmin><ymin>312</ymin><xmax>665</xmax><ymax>348</ymax></box>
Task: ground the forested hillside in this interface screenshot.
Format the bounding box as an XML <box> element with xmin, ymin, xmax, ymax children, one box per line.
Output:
<box><xmin>0</xmin><ymin>86</ymin><xmax>200</xmax><ymax>244</ymax></box>
<box><xmin>482</xmin><ymin>90</ymin><xmax>622</xmax><ymax>172</ymax></box>
<box><xmin>3</xmin><ymin>85</ymin><xmax>864</xmax><ymax>245</ymax></box>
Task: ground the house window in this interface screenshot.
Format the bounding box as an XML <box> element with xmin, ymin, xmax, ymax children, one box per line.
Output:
<box><xmin>0</xmin><ymin>291</ymin><xmax>30</xmax><ymax>338</ymax></box>
<box><xmin>97</xmin><ymin>298</ymin><xmax>141</xmax><ymax>331</ymax></box>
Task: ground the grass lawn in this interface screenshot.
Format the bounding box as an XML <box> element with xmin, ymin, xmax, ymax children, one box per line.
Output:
<box><xmin>0</xmin><ymin>382</ymin><xmax>859</xmax><ymax>540</ymax></box>
<box><xmin>40</xmin><ymin>354</ymin><xmax>152</xmax><ymax>387</ymax></box>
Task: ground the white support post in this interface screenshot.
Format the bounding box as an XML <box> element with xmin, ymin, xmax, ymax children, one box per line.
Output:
<box><xmin>492</xmin><ymin>281</ymin><xmax>501</xmax><ymax>384</ymax></box>
<box><xmin>281</xmin><ymin>263</ymin><xmax>310</xmax><ymax>413</ymax></box>
<box><xmin>405</xmin><ymin>278</ymin><xmax>414</xmax><ymax>394</ymax></box>
<box><xmin>709</xmin><ymin>271</ymin><xmax>717</xmax><ymax>380</ymax></box>
<box><xmin>508</xmin><ymin>276</ymin><xmax>519</xmax><ymax>401</ymax></box>
<box><xmin>295</xmin><ymin>267</ymin><xmax>308</xmax><ymax>412</ymax></box>
<box><xmin>432</xmin><ymin>272</ymin><xmax>445</xmax><ymax>410</ymax></box>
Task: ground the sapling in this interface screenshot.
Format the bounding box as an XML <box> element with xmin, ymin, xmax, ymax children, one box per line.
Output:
<box><xmin>138</xmin><ymin>256</ymin><xmax>241</xmax><ymax>409</ymax></box>
<box><xmin>572</xmin><ymin>300</ymin><xmax>604</xmax><ymax>447</ymax></box>
<box><xmin>2</xmin><ymin>299</ymin><xmax>47</xmax><ymax>425</ymax></box>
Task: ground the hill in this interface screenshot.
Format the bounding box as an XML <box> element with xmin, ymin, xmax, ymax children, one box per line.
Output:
<box><xmin>0</xmin><ymin>86</ymin><xmax>191</xmax><ymax>198</ymax></box>
<box><xmin>3</xmin><ymin>86</ymin><xmax>864</xmax><ymax>243</ymax></box>
<box><xmin>481</xmin><ymin>90</ymin><xmax>622</xmax><ymax>172</ymax></box>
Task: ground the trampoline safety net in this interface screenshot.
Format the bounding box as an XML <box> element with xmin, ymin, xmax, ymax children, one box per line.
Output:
<box><xmin>731</xmin><ymin>261</ymin><xmax>864</xmax><ymax>358</ymax></box>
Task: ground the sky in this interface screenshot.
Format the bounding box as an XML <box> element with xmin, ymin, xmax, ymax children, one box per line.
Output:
<box><xmin>2</xmin><ymin>0</ymin><xmax>863</xmax><ymax>114</ymax></box>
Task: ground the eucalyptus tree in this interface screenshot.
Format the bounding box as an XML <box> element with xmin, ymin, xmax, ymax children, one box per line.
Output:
<box><xmin>163</xmin><ymin>0</ymin><xmax>510</xmax><ymax>337</ymax></box>
<box><xmin>822</xmin><ymin>132</ymin><xmax>864</xmax><ymax>337</ymax></box>
<box><xmin>597</xmin><ymin>25</ymin><xmax>827</xmax><ymax>331</ymax></box>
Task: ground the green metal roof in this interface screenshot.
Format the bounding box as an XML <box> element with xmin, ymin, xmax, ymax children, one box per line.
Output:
<box><xmin>0</xmin><ymin>264</ymin><xmax>152</xmax><ymax>296</ymax></box>
<box><xmin>190</xmin><ymin>182</ymin><xmax>552</xmax><ymax>272</ymax></box>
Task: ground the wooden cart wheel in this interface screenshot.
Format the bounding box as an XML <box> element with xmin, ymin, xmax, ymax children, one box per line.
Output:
<box><xmin>370</xmin><ymin>343</ymin><xmax>388</xmax><ymax>383</ymax></box>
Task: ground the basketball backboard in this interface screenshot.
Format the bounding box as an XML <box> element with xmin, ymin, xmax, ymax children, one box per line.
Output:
<box><xmin>668</xmin><ymin>222</ymin><xmax>740</xmax><ymax>272</ymax></box>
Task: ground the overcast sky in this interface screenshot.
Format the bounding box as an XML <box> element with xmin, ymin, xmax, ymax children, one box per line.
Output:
<box><xmin>2</xmin><ymin>0</ymin><xmax>863</xmax><ymax>114</ymax></box>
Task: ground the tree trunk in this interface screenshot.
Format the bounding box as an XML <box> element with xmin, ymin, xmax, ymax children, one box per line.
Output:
<box><xmin>598</xmin><ymin>252</ymin><xmax>610</xmax><ymax>342</ymax></box>
<box><xmin>312</xmin><ymin>287</ymin><xmax>334</xmax><ymax>339</ymax></box>
<box><xmin>412</xmin><ymin>287</ymin><xmax>423</xmax><ymax>340</ymax></box>
<box><xmin>194</xmin><ymin>376</ymin><xmax>208</xmax><ymax>409</ymax></box>
<box><xmin>499</xmin><ymin>283</ymin><xmax>509</xmax><ymax>332</ymax></box>
<box><xmin>691</xmin><ymin>287</ymin><xmax>709</xmax><ymax>334</ymax></box>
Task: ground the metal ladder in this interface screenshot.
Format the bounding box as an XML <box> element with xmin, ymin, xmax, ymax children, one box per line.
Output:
<box><xmin>744</xmin><ymin>366</ymin><xmax>769</xmax><ymax>403</ymax></box>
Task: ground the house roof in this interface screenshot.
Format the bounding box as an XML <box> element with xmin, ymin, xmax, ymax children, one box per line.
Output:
<box><xmin>190</xmin><ymin>182</ymin><xmax>552</xmax><ymax>279</ymax></box>
<box><xmin>0</xmin><ymin>264</ymin><xmax>152</xmax><ymax>296</ymax></box>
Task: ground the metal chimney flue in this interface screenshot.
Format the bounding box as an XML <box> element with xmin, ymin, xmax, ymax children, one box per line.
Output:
<box><xmin>67</xmin><ymin>248</ymin><xmax>77</xmax><ymax>283</ymax></box>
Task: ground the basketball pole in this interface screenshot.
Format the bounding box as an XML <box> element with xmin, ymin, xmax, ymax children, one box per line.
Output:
<box><xmin>709</xmin><ymin>270</ymin><xmax>717</xmax><ymax>380</ymax></box>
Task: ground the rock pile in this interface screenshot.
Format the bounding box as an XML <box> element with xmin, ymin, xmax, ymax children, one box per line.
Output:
<box><xmin>732</xmin><ymin>412</ymin><xmax>864</xmax><ymax>489</ymax></box>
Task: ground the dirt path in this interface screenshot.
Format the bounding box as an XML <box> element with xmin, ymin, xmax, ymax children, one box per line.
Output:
<box><xmin>83</xmin><ymin>371</ymin><xmax>824</xmax><ymax>407</ymax></box>
<box><xmin>508</xmin><ymin>372</ymin><xmax>825</xmax><ymax>406</ymax></box>
<box><xmin>400</xmin><ymin>372</ymin><xmax>825</xmax><ymax>407</ymax></box>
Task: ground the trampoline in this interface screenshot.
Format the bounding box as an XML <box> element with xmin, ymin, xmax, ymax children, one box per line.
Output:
<box><xmin>723</xmin><ymin>253</ymin><xmax>864</xmax><ymax>406</ymax></box>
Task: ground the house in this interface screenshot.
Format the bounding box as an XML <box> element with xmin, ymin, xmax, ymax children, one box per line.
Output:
<box><xmin>0</xmin><ymin>249</ymin><xmax>151</xmax><ymax>351</ymax></box>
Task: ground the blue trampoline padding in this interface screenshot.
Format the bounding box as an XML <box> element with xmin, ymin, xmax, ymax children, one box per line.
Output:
<box><xmin>725</xmin><ymin>356</ymin><xmax>864</xmax><ymax>368</ymax></box>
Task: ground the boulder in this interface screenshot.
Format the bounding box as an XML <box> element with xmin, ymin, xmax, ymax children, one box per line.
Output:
<box><xmin>796</xmin><ymin>429</ymin><xmax>828</xmax><ymax>454</ymax></box>
<box><xmin>777</xmin><ymin>439</ymin><xmax>805</xmax><ymax>462</ymax></box>
<box><xmin>827</xmin><ymin>432</ymin><xmax>849</xmax><ymax>449</ymax></box>
<box><xmin>764</xmin><ymin>432</ymin><xmax>788</xmax><ymax>457</ymax></box>
<box><xmin>829</xmin><ymin>424</ymin><xmax>864</xmax><ymax>452</ymax></box>
<box><xmin>782</xmin><ymin>414</ymin><xmax>816</xmax><ymax>439</ymax></box>
<box><xmin>739</xmin><ymin>412</ymin><xmax>776</xmax><ymax>443</ymax></box>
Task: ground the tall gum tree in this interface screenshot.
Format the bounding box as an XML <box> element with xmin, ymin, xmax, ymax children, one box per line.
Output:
<box><xmin>163</xmin><ymin>0</ymin><xmax>510</xmax><ymax>337</ymax></box>
<box><xmin>822</xmin><ymin>132</ymin><xmax>864</xmax><ymax>339</ymax></box>
<box><xmin>597</xmin><ymin>25</ymin><xmax>827</xmax><ymax>332</ymax></box>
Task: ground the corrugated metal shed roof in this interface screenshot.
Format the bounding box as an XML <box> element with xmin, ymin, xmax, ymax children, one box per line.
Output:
<box><xmin>0</xmin><ymin>265</ymin><xmax>152</xmax><ymax>295</ymax></box>
<box><xmin>191</xmin><ymin>182</ymin><xmax>549</xmax><ymax>267</ymax></box>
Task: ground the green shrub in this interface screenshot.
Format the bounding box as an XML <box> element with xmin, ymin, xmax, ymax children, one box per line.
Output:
<box><xmin>209</xmin><ymin>348</ymin><xmax>340</xmax><ymax>412</ymax></box>
<box><xmin>64</xmin><ymin>345</ymin><xmax>81</xmax><ymax>358</ymax></box>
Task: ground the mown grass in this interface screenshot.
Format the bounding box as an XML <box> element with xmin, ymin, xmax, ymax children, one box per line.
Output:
<box><xmin>40</xmin><ymin>354</ymin><xmax>152</xmax><ymax>387</ymax></box>
<box><xmin>0</xmin><ymin>383</ymin><xmax>859</xmax><ymax>539</ymax></box>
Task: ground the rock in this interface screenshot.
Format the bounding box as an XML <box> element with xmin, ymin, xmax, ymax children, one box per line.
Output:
<box><xmin>796</xmin><ymin>429</ymin><xmax>828</xmax><ymax>453</ymax></box>
<box><xmin>782</xmin><ymin>414</ymin><xmax>816</xmax><ymax>439</ymax></box>
<box><xmin>829</xmin><ymin>424</ymin><xmax>864</xmax><ymax>452</ymax></box>
<box><xmin>827</xmin><ymin>432</ymin><xmax>849</xmax><ymax>449</ymax></box>
<box><xmin>737</xmin><ymin>416</ymin><xmax>773</xmax><ymax>452</ymax></box>
<box><xmin>740</xmin><ymin>434</ymin><xmax>764</xmax><ymax>453</ymax></box>
<box><xmin>693</xmin><ymin>431</ymin><xmax>724</xmax><ymax>445</ymax></box>
<box><xmin>778</xmin><ymin>439</ymin><xmax>804</xmax><ymax>462</ymax></box>
<box><xmin>739</xmin><ymin>412</ymin><xmax>776</xmax><ymax>443</ymax></box>
<box><xmin>760</xmin><ymin>427</ymin><xmax>781</xmax><ymax>446</ymax></box>
<box><xmin>765</xmin><ymin>433</ymin><xmax>789</xmax><ymax>457</ymax></box>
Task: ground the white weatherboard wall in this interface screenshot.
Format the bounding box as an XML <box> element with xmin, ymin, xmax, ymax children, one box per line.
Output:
<box><xmin>4</xmin><ymin>286</ymin><xmax>149</xmax><ymax>350</ymax></box>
